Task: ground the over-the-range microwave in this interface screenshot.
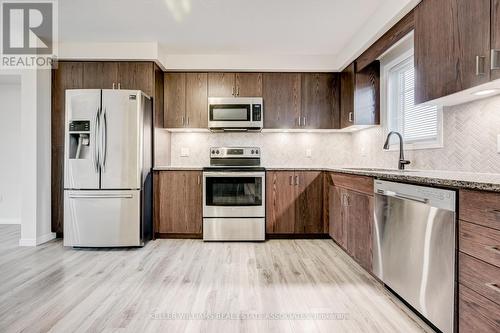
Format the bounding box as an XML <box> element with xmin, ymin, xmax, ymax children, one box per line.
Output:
<box><xmin>208</xmin><ymin>97</ymin><xmax>263</xmax><ymax>131</ymax></box>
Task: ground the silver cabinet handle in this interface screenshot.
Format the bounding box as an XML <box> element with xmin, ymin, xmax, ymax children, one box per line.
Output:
<box><xmin>187</xmin><ymin>117</ymin><xmax>190</xmax><ymax>126</ymax></box>
<box><xmin>485</xmin><ymin>245</ymin><xmax>500</xmax><ymax>254</ymax></box>
<box><xmin>295</xmin><ymin>175</ymin><xmax>299</xmax><ymax>186</ymax></box>
<box><xmin>491</xmin><ymin>49</ymin><xmax>500</xmax><ymax>70</ymax></box>
<box><xmin>232</xmin><ymin>86</ymin><xmax>235</xmax><ymax>96</ymax></box>
<box><xmin>303</xmin><ymin>116</ymin><xmax>307</xmax><ymax>127</ymax></box>
<box><xmin>298</xmin><ymin>117</ymin><xmax>302</xmax><ymax>127</ymax></box>
<box><xmin>236</xmin><ymin>86</ymin><xmax>240</xmax><ymax>96</ymax></box>
<box><xmin>476</xmin><ymin>55</ymin><xmax>486</xmax><ymax>76</ymax></box>
<box><xmin>69</xmin><ymin>194</ymin><xmax>133</xmax><ymax>199</ymax></box>
<box><xmin>118</xmin><ymin>83</ymin><xmax>121</xmax><ymax>89</ymax></box>
<box><xmin>289</xmin><ymin>175</ymin><xmax>293</xmax><ymax>185</ymax></box>
<box><xmin>348</xmin><ymin>112</ymin><xmax>353</xmax><ymax>123</ymax></box>
<box><xmin>197</xmin><ymin>175</ymin><xmax>201</xmax><ymax>185</ymax></box>
<box><xmin>181</xmin><ymin>116</ymin><xmax>185</xmax><ymax>126</ymax></box>
<box><xmin>112</xmin><ymin>82</ymin><xmax>116</xmax><ymax>89</ymax></box>
<box><xmin>485</xmin><ymin>282</ymin><xmax>500</xmax><ymax>294</ymax></box>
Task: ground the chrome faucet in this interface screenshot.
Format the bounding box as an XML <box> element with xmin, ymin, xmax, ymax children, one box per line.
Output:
<box><xmin>383</xmin><ymin>131</ymin><xmax>411</xmax><ymax>170</ymax></box>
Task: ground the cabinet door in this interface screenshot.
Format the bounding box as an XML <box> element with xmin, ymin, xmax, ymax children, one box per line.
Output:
<box><xmin>263</xmin><ymin>73</ymin><xmax>301</xmax><ymax>128</ymax></box>
<box><xmin>153</xmin><ymin>64</ymin><xmax>164</xmax><ymax>128</ymax></box>
<box><xmin>415</xmin><ymin>0</ymin><xmax>490</xmax><ymax>104</ymax></box>
<box><xmin>235</xmin><ymin>73</ymin><xmax>262</xmax><ymax>97</ymax></box>
<box><xmin>266</xmin><ymin>171</ymin><xmax>296</xmax><ymax>234</ymax></box>
<box><xmin>117</xmin><ymin>62</ymin><xmax>154</xmax><ymax>96</ymax></box>
<box><xmin>301</xmin><ymin>73</ymin><xmax>339</xmax><ymax>129</ymax></box>
<box><xmin>82</xmin><ymin>62</ymin><xmax>118</xmax><ymax>89</ymax></box>
<box><xmin>345</xmin><ymin>190</ymin><xmax>373</xmax><ymax>272</ymax></box>
<box><xmin>184</xmin><ymin>172</ymin><xmax>203</xmax><ymax>234</ymax></box>
<box><xmin>354</xmin><ymin>61</ymin><xmax>380</xmax><ymax>126</ymax></box>
<box><xmin>295</xmin><ymin>171</ymin><xmax>323</xmax><ymax>234</ymax></box>
<box><xmin>329</xmin><ymin>186</ymin><xmax>346</xmax><ymax>248</ymax></box>
<box><xmin>492</xmin><ymin>0</ymin><xmax>500</xmax><ymax>80</ymax></box>
<box><xmin>340</xmin><ymin>63</ymin><xmax>355</xmax><ymax>129</ymax></box>
<box><xmin>208</xmin><ymin>72</ymin><xmax>236</xmax><ymax>97</ymax></box>
<box><xmin>185</xmin><ymin>73</ymin><xmax>208</xmax><ymax>128</ymax></box>
<box><xmin>164</xmin><ymin>73</ymin><xmax>186</xmax><ymax>128</ymax></box>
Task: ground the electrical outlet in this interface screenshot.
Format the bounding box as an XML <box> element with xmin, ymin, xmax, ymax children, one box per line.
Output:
<box><xmin>306</xmin><ymin>148</ymin><xmax>312</xmax><ymax>158</ymax></box>
<box><xmin>180</xmin><ymin>148</ymin><xmax>190</xmax><ymax>157</ymax></box>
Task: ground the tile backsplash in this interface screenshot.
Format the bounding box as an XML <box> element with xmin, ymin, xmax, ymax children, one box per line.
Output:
<box><xmin>169</xmin><ymin>132</ymin><xmax>352</xmax><ymax>167</ymax></box>
<box><xmin>162</xmin><ymin>95</ymin><xmax>500</xmax><ymax>174</ymax></box>
<box><xmin>350</xmin><ymin>95</ymin><xmax>500</xmax><ymax>174</ymax></box>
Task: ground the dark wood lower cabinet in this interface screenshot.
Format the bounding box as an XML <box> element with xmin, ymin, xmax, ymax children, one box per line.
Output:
<box><xmin>266</xmin><ymin>171</ymin><xmax>324</xmax><ymax>236</ymax></box>
<box><xmin>459</xmin><ymin>284</ymin><xmax>500</xmax><ymax>333</ymax></box>
<box><xmin>154</xmin><ymin>171</ymin><xmax>202</xmax><ymax>237</ymax></box>
<box><xmin>328</xmin><ymin>186</ymin><xmax>346</xmax><ymax>249</ymax></box>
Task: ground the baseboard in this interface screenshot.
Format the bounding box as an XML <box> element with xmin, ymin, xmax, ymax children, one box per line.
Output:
<box><xmin>0</xmin><ymin>218</ymin><xmax>21</xmax><ymax>224</ymax></box>
<box><xmin>266</xmin><ymin>233</ymin><xmax>330</xmax><ymax>239</ymax></box>
<box><xmin>155</xmin><ymin>233</ymin><xmax>202</xmax><ymax>239</ymax></box>
<box><xmin>19</xmin><ymin>233</ymin><xmax>56</xmax><ymax>247</ymax></box>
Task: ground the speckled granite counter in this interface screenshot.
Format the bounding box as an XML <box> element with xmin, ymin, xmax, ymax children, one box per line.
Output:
<box><xmin>266</xmin><ymin>167</ymin><xmax>500</xmax><ymax>193</ymax></box>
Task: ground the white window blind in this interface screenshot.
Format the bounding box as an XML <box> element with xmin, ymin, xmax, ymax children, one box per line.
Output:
<box><xmin>387</xmin><ymin>55</ymin><xmax>441</xmax><ymax>147</ymax></box>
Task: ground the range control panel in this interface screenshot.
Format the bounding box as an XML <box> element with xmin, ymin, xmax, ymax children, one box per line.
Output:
<box><xmin>210</xmin><ymin>147</ymin><xmax>260</xmax><ymax>158</ymax></box>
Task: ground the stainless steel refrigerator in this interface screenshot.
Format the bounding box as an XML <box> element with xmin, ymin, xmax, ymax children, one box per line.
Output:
<box><xmin>63</xmin><ymin>89</ymin><xmax>153</xmax><ymax>247</ymax></box>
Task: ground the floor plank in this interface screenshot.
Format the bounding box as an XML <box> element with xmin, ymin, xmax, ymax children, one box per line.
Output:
<box><xmin>0</xmin><ymin>224</ymin><xmax>432</xmax><ymax>333</ymax></box>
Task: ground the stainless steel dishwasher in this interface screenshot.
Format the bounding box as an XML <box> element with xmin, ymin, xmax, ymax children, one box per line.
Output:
<box><xmin>373</xmin><ymin>180</ymin><xmax>456</xmax><ymax>333</ymax></box>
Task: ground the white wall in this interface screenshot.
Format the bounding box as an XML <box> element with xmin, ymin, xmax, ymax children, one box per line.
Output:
<box><xmin>0</xmin><ymin>79</ymin><xmax>22</xmax><ymax>224</ymax></box>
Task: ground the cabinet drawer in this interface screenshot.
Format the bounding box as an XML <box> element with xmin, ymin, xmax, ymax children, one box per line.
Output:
<box><xmin>459</xmin><ymin>252</ymin><xmax>500</xmax><ymax>305</ymax></box>
<box><xmin>329</xmin><ymin>173</ymin><xmax>373</xmax><ymax>196</ymax></box>
<box><xmin>459</xmin><ymin>190</ymin><xmax>500</xmax><ymax>230</ymax></box>
<box><xmin>459</xmin><ymin>284</ymin><xmax>500</xmax><ymax>333</ymax></box>
<box><xmin>459</xmin><ymin>220</ymin><xmax>500</xmax><ymax>268</ymax></box>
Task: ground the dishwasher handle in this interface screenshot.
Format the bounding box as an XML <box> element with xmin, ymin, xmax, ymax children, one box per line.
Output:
<box><xmin>377</xmin><ymin>189</ymin><xmax>429</xmax><ymax>204</ymax></box>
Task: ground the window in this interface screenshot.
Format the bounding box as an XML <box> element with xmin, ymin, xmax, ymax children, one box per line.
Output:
<box><xmin>385</xmin><ymin>52</ymin><xmax>442</xmax><ymax>149</ymax></box>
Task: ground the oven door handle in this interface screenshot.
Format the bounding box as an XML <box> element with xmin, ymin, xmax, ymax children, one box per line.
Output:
<box><xmin>203</xmin><ymin>172</ymin><xmax>266</xmax><ymax>178</ymax></box>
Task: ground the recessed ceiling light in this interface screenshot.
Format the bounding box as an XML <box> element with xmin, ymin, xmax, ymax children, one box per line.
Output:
<box><xmin>472</xmin><ymin>89</ymin><xmax>498</xmax><ymax>96</ymax></box>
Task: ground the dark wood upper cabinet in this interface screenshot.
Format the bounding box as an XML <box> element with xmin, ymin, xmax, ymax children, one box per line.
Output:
<box><xmin>117</xmin><ymin>62</ymin><xmax>154</xmax><ymax>96</ymax></box>
<box><xmin>354</xmin><ymin>61</ymin><xmax>380</xmax><ymax>126</ymax></box>
<box><xmin>153</xmin><ymin>64</ymin><xmax>164</xmax><ymax>128</ymax></box>
<box><xmin>208</xmin><ymin>72</ymin><xmax>236</xmax><ymax>97</ymax></box>
<box><xmin>295</xmin><ymin>171</ymin><xmax>324</xmax><ymax>234</ymax></box>
<box><xmin>154</xmin><ymin>171</ymin><xmax>202</xmax><ymax>235</ymax></box>
<box><xmin>235</xmin><ymin>73</ymin><xmax>262</xmax><ymax>97</ymax></box>
<box><xmin>266</xmin><ymin>171</ymin><xmax>296</xmax><ymax>234</ymax></box>
<box><xmin>301</xmin><ymin>73</ymin><xmax>339</xmax><ymax>129</ymax></box>
<box><xmin>491</xmin><ymin>0</ymin><xmax>500</xmax><ymax>80</ymax></box>
<box><xmin>263</xmin><ymin>73</ymin><xmax>302</xmax><ymax>129</ymax></box>
<box><xmin>82</xmin><ymin>62</ymin><xmax>118</xmax><ymax>89</ymax></box>
<box><xmin>185</xmin><ymin>73</ymin><xmax>208</xmax><ymax>128</ymax></box>
<box><xmin>164</xmin><ymin>72</ymin><xmax>208</xmax><ymax>128</ymax></box>
<box><xmin>340</xmin><ymin>63</ymin><xmax>355</xmax><ymax>129</ymax></box>
<box><xmin>164</xmin><ymin>73</ymin><xmax>186</xmax><ymax>128</ymax></box>
<box><xmin>414</xmin><ymin>0</ymin><xmax>491</xmax><ymax>104</ymax></box>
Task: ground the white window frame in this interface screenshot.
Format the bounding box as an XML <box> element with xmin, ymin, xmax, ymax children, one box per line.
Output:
<box><xmin>381</xmin><ymin>48</ymin><xmax>443</xmax><ymax>151</ymax></box>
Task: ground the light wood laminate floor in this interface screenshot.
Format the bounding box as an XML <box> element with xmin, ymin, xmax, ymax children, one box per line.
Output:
<box><xmin>0</xmin><ymin>225</ymin><xmax>431</xmax><ymax>333</ymax></box>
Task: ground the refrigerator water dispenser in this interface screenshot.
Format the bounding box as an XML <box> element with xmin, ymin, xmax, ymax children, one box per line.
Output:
<box><xmin>68</xmin><ymin>120</ymin><xmax>90</xmax><ymax>159</ymax></box>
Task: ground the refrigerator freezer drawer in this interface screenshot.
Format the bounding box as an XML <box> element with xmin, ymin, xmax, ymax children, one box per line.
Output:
<box><xmin>64</xmin><ymin>190</ymin><xmax>142</xmax><ymax>247</ymax></box>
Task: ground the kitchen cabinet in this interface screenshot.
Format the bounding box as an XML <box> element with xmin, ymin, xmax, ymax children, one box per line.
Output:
<box><xmin>414</xmin><ymin>0</ymin><xmax>491</xmax><ymax>104</ymax></box>
<box><xmin>301</xmin><ymin>73</ymin><xmax>340</xmax><ymax>129</ymax></box>
<box><xmin>154</xmin><ymin>171</ymin><xmax>202</xmax><ymax>237</ymax></box>
<box><xmin>339</xmin><ymin>62</ymin><xmax>379</xmax><ymax>129</ymax></box>
<box><xmin>263</xmin><ymin>73</ymin><xmax>302</xmax><ymax>128</ymax></box>
<box><xmin>164</xmin><ymin>72</ymin><xmax>208</xmax><ymax>128</ymax></box>
<box><xmin>266</xmin><ymin>170</ymin><xmax>324</xmax><ymax>235</ymax></box>
<box><xmin>328</xmin><ymin>173</ymin><xmax>374</xmax><ymax>272</ymax></box>
<box><xmin>208</xmin><ymin>72</ymin><xmax>262</xmax><ymax>97</ymax></box>
<box><xmin>52</xmin><ymin>61</ymin><xmax>163</xmax><ymax>234</ymax></box>
<box><xmin>492</xmin><ymin>0</ymin><xmax>500</xmax><ymax>80</ymax></box>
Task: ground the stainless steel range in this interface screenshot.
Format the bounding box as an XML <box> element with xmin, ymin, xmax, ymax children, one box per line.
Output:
<box><xmin>203</xmin><ymin>147</ymin><xmax>265</xmax><ymax>241</ymax></box>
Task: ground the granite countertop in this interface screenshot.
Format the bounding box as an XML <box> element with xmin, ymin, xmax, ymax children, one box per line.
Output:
<box><xmin>154</xmin><ymin>165</ymin><xmax>500</xmax><ymax>192</ymax></box>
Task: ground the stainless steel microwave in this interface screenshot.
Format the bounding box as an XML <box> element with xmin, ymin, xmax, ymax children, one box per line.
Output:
<box><xmin>208</xmin><ymin>97</ymin><xmax>263</xmax><ymax>131</ymax></box>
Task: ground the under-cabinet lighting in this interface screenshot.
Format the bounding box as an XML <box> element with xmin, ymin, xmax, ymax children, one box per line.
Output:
<box><xmin>472</xmin><ymin>89</ymin><xmax>498</xmax><ymax>96</ymax></box>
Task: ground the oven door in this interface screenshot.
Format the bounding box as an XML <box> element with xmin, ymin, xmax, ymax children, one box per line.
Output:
<box><xmin>203</xmin><ymin>171</ymin><xmax>265</xmax><ymax>218</ymax></box>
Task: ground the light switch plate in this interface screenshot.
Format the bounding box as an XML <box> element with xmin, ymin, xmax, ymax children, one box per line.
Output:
<box><xmin>306</xmin><ymin>148</ymin><xmax>312</xmax><ymax>158</ymax></box>
<box><xmin>497</xmin><ymin>135</ymin><xmax>500</xmax><ymax>153</ymax></box>
<box><xmin>181</xmin><ymin>148</ymin><xmax>189</xmax><ymax>157</ymax></box>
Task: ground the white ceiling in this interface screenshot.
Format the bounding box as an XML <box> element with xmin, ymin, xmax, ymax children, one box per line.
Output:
<box><xmin>58</xmin><ymin>0</ymin><xmax>419</xmax><ymax>70</ymax></box>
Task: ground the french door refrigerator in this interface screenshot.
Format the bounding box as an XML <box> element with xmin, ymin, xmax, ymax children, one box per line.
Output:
<box><xmin>63</xmin><ymin>89</ymin><xmax>153</xmax><ymax>247</ymax></box>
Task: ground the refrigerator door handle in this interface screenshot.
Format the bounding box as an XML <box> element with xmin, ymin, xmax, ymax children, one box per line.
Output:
<box><xmin>101</xmin><ymin>108</ymin><xmax>108</xmax><ymax>171</ymax></box>
<box><xmin>93</xmin><ymin>107</ymin><xmax>100</xmax><ymax>172</ymax></box>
